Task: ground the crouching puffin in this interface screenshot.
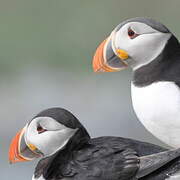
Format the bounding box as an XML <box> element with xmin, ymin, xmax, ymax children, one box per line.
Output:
<box><xmin>8</xmin><ymin>108</ymin><xmax>180</xmax><ymax>180</ymax></box>
<box><xmin>92</xmin><ymin>17</ymin><xmax>180</xmax><ymax>148</ymax></box>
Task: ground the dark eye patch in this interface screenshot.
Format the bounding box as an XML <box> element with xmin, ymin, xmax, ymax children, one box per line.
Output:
<box><xmin>128</xmin><ymin>28</ymin><xmax>139</xmax><ymax>39</ymax></box>
<box><xmin>37</xmin><ymin>124</ymin><xmax>47</xmax><ymax>134</ymax></box>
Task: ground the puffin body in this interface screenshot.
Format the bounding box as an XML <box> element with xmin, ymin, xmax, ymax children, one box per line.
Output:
<box><xmin>8</xmin><ymin>108</ymin><xmax>180</xmax><ymax>180</ymax></box>
<box><xmin>131</xmin><ymin>33</ymin><xmax>180</xmax><ymax>148</ymax></box>
<box><xmin>92</xmin><ymin>17</ymin><xmax>180</xmax><ymax>148</ymax></box>
<box><xmin>32</xmin><ymin>136</ymin><xmax>180</xmax><ymax>180</ymax></box>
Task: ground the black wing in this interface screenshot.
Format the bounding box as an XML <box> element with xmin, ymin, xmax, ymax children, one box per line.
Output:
<box><xmin>34</xmin><ymin>137</ymin><xmax>180</xmax><ymax>180</ymax></box>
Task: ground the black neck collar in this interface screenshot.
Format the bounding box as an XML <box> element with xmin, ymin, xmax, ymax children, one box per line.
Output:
<box><xmin>133</xmin><ymin>35</ymin><xmax>180</xmax><ymax>87</ymax></box>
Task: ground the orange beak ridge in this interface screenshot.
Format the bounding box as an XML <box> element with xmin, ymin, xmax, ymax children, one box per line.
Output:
<box><xmin>92</xmin><ymin>38</ymin><xmax>119</xmax><ymax>73</ymax></box>
<box><xmin>9</xmin><ymin>128</ymin><xmax>28</xmax><ymax>164</ymax></box>
<box><xmin>92</xmin><ymin>36</ymin><xmax>128</xmax><ymax>73</ymax></box>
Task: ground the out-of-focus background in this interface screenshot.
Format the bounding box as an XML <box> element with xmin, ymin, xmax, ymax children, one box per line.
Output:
<box><xmin>1</xmin><ymin>0</ymin><xmax>180</xmax><ymax>179</ymax></box>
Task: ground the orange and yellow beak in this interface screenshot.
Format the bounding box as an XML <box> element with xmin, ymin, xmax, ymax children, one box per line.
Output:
<box><xmin>9</xmin><ymin>126</ymin><xmax>41</xmax><ymax>164</ymax></box>
<box><xmin>92</xmin><ymin>35</ymin><xmax>129</xmax><ymax>72</ymax></box>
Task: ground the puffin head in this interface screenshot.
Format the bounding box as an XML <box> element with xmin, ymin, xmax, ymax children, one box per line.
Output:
<box><xmin>93</xmin><ymin>17</ymin><xmax>176</xmax><ymax>72</ymax></box>
<box><xmin>9</xmin><ymin>108</ymin><xmax>90</xmax><ymax>164</ymax></box>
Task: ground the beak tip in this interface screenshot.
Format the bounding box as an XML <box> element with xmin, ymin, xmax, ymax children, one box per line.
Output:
<box><xmin>92</xmin><ymin>66</ymin><xmax>103</xmax><ymax>73</ymax></box>
<box><xmin>92</xmin><ymin>63</ymin><xmax>100</xmax><ymax>73</ymax></box>
<box><xmin>8</xmin><ymin>157</ymin><xmax>15</xmax><ymax>164</ymax></box>
<box><xmin>92</xmin><ymin>67</ymin><xmax>99</xmax><ymax>73</ymax></box>
<box><xmin>92</xmin><ymin>39</ymin><xmax>108</xmax><ymax>73</ymax></box>
<box><xmin>92</xmin><ymin>38</ymin><xmax>121</xmax><ymax>73</ymax></box>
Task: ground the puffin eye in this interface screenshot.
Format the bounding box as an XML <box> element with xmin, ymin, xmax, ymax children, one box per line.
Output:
<box><xmin>128</xmin><ymin>28</ymin><xmax>139</xmax><ymax>39</ymax></box>
<box><xmin>37</xmin><ymin>124</ymin><xmax>47</xmax><ymax>134</ymax></box>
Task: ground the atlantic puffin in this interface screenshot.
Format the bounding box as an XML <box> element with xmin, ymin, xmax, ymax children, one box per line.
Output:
<box><xmin>8</xmin><ymin>107</ymin><xmax>180</xmax><ymax>180</ymax></box>
<box><xmin>92</xmin><ymin>17</ymin><xmax>180</xmax><ymax>148</ymax></box>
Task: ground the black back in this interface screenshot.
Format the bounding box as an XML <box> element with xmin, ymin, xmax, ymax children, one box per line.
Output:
<box><xmin>34</xmin><ymin>136</ymin><xmax>180</xmax><ymax>180</ymax></box>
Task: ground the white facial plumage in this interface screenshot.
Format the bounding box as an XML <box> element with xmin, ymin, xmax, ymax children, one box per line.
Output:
<box><xmin>24</xmin><ymin>117</ymin><xmax>78</xmax><ymax>157</ymax></box>
<box><xmin>113</xmin><ymin>22</ymin><xmax>171</xmax><ymax>69</ymax></box>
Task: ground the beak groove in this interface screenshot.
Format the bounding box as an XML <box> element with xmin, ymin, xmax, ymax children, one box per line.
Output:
<box><xmin>92</xmin><ymin>35</ymin><xmax>128</xmax><ymax>73</ymax></box>
<box><xmin>93</xmin><ymin>38</ymin><xmax>120</xmax><ymax>73</ymax></box>
<box><xmin>92</xmin><ymin>39</ymin><xmax>106</xmax><ymax>72</ymax></box>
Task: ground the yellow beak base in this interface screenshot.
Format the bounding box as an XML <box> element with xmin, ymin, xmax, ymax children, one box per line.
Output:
<box><xmin>116</xmin><ymin>49</ymin><xmax>129</xmax><ymax>60</ymax></box>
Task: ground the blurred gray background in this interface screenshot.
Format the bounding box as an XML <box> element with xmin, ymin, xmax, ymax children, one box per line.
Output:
<box><xmin>1</xmin><ymin>0</ymin><xmax>180</xmax><ymax>179</ymax></box>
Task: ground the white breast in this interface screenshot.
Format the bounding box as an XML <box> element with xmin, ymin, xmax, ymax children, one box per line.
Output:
<box><xmin>131</xmin><ymin>81</ymin><xmax>180</xmax><ymax>147</ymax></box>
<box><xmin>32</xmin><ymin>175</ymin><xmax>45</xmax><ymax>180</ymax></box>
<box><xmin>166</xmin><ymin>171</ymin><xmax>180</xmax><ymax>180</ymax></box>
<box><xmin>32</xmin><ymin>174</ymin><xmax>69</xmax><ymax>180</ymax></box>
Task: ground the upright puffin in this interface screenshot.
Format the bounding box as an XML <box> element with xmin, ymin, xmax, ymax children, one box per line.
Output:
<box><xmin>8</xmin><ymin>107</ymin><xmax>180</xmax><ymax>180</ymax></box>
<box><xmin>92</xmin><ymin>17</ymin><xmax>180</xmax><ymax>148</ymax></box>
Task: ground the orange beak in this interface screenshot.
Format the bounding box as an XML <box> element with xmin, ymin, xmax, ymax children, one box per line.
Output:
<box><xmin>9</xmin><ymin>127</ymin><xmax>28</xmax><ymax>163</ymax></box>
<box><xmin>92</xmin><ymin>35</ymin><xmax>129</xmax><ymax>73</ymax></box>
<box><xmin>9</xmin><ymin>126</ymin><xmax>41</xmax><ymax>164</ymax></box>
<box><xmin>92</xmin><ymin>38</ymin><xmax>117</xmax><ymax>72</ymax></box>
